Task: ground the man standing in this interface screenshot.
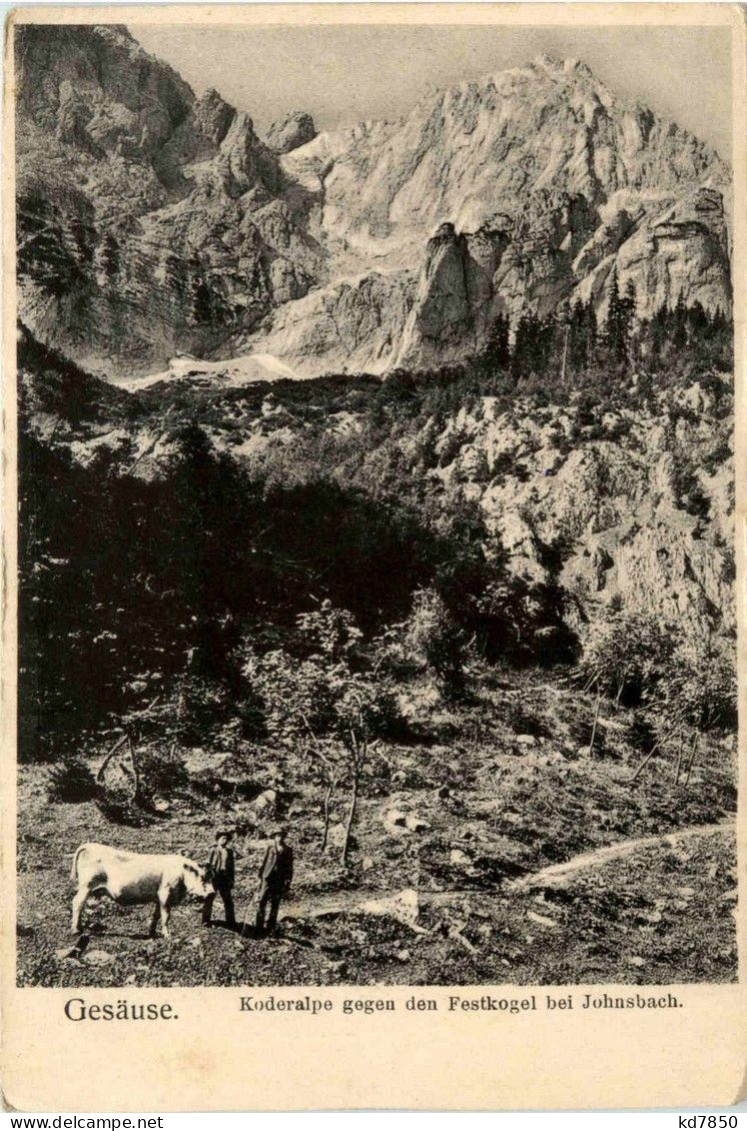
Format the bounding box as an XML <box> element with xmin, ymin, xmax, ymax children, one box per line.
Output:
<box><xmin>202</xmin><ymin>829</ymin><xmax>236</xmax><ymax>929</ymax></box>
<box><xmin>255</xmin><ymin>827</ymin><xmax>293</xmax><ymax>936</ymax></box>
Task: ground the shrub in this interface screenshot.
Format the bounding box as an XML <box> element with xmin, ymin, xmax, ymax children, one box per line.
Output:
<box><xmin>96</xmin><ymin>796</ymin><xmax>151</xmax><ymax>827</ymax></box>
<box><xmin>670</xmin><ymin>451</ymin><xmax>710</xmax><ymax>519</ymax></box>
<box><xmin>581</xmin><ymin>610</ymin><xmax>679</xmax><ymax>706</ymax></box>
<box><xmin>658</xmin><ymin>630</ymin><xmax>737</xmax><ymax>736</ymax></box>
<box><xmin>398</xmin><ymin>587</ymin><xmax>470</xmax><ymax>700</ymax></box>
<box><xmin>702</xmin><ymin>435</ymin><xmax>732</xmax><ymax>476</ymax></box>
<box><xmin>136</xmin><ymin>744</ymin><xmax>190</xmax><ymax>801</ymax></box>
<box><xmin>46</xmin><ymin>755</ymin><xmax>100</xmax><ymax>803</ymax></box>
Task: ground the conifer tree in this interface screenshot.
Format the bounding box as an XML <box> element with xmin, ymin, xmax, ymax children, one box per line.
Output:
<box><xmin>477</xmin><ymin>312</ymin><xmax>510</xmax><ymax>375</ymax></box>
<box><xmin>673</xmin><ymin>290</ymin><xmax>688</xmax><ymax>351</ymax></box>
<box><xmin>622</xmin><ymin>279</ymin><xmax>637</xmax><ymax>366</ymax></box>
<box><xmin>568</xmin><ymin>298</ymin><xmax>597</xmax><ymax>375</ymax></box>
<box><xmin>605</xmin><ymin>267</ymin><xmax>628</xmax><ymax>365</ymax></box>
<box><xmin>511</xmin><ymin>312</ymin><xmax>540</xmax><ymax>379</ymax></box>
<box><xmin>187</xmin><ymin>257</ymin><xmax>213</xmax><ymax>326</ymax></box>
<box><xmin>96</xmin><ymin>233</ymin><xmax>119</xmax><ymax>287</ymax></box>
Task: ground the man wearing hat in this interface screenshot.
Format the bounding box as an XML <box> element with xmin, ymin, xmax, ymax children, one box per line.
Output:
<box><xmin>255</xmin><ymin>827</ymin><xmax>293</xmax><ymax>936</ymax></box>
<box><xmin>202</xmin><ymin>829</ymin><xmax>236</xmax><ymax>928</ymax></box>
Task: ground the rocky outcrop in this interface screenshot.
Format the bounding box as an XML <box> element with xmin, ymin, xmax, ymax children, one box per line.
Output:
<box><xmin>430</xmin><ymin>384</ymin><xmax>734</xmax><ymax>633</ymax></box>
<box><xmin>244</xmin><ymin>177</ymin><xmax>730</xmax><ymax>378</ymax></box>
<box><xmin>15</xmin><ymin>25</ymin><xmax>325</xmax><ymax>376</ymax></box>
<box><xmin>157</xmin><ymin>88</ymin><xmax>237</xmax><ymax>185</ymax></box>
<box><xmin>393</xmin><ymin>194</ymin><xmax>597</xmax><ymax>370</ymax></box>
<box><xmin>16</xmin><ymin>25</ymin><xmax>193</xmax><ymax>164</ymax></box>
<box><xmin>265</xmin><ymin>111</ymin><xmax>316</xmax><ymax>154</ymax></box>
<box><xmin>233</xmin><ymin>269</ymin><xmax>416</xmax><ymax>376</ymax></box>
<box><xmin>570</xmin><ymin>186</ymin><xmax>731</xmax><ymax>315</ymax></box>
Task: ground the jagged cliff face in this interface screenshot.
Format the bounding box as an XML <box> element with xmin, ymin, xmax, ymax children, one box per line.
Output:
<box><xmin>431</xmin><ymin>383</ymin><xmax>734</xmax><ymax>634</ymax></box>
<box><xmin>248</xmin><ymin>381</ymin><xmax>732</xmax><ymax>635</ymax></box>
<box><xmin>284</xmin><ymin>55</ymin><xmax>728</xmax><ymax>254</ymax></box>
<box><xmin>15</xmin><ymin>25</ymin><xmax>324</xmax><ymax>376</ymax></box>
<box><xmin>16</xmin><ymin>30</ymin><xmax>732</xmax><ymax>377</ymax></box>
<box><xmin>266</xmin><ymin>52</ymin><xmax>731</xmax><ymax>375</ymax></box>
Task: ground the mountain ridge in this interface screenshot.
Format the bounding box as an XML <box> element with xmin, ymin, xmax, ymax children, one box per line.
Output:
<box><xmin>15</xmin><ymin>26</ymin><xmax>732</xmax><ymax>379</ymax></box>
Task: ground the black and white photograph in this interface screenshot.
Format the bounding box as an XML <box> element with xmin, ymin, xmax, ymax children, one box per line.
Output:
<box><xmin>12</xmin><ymin>12</ymin><xmax>738</xmax><ymax>993</ymax></box>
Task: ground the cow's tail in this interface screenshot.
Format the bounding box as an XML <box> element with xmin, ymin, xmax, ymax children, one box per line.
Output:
<box><xmin>70</xmin><ymin>844</ymin><xmax>86</xmax><ymax>882</ymax></box>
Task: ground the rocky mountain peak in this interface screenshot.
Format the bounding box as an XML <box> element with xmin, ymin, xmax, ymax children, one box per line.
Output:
<box><xmin>15</xmin><ymin>28</ymin><xmax>733</xmax><ymax>379</ymax></box>
<box><xmin>14</xmin><ymin>23</ymin><xmax>322</xmax><ymax>376</ymax></box>
<box><xmin>194</xmin><ymin>88</ymin><xmax>236</xmax><ymax>142</ymax></box>
<box><xmin>265</xmin><ymin>111</ymin><xmax>317</xmax><ymax>154</ymax></box>
<box><xmin>158</xmin><ymin>87</ymin><xmax>236</xmax><ymax>175</ymax></box>
<box><xmin>530</xmin><ymin>52</ymin><xmax>594</xmax><ymax>77</ymax></box>
<box><xmin>17</xmin><ymin>23</ymin><xmax>194</xmax><ymax>159</ymax></box>
<box><xmin>207</xmin><ymin>110</ymin><xmax>283</xmax><ymax>199</ymax></box>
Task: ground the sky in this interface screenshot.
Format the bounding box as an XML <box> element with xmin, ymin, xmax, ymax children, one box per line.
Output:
<box><xmin>131</xmin><ymin>24</ymin><xmax>732</xmax><ymax>161</ymax></box>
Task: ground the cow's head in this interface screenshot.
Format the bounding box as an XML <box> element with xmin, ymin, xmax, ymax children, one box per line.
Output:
<box><xmin>182</xmin><ymin>861</ymin><xmax>214</xmax><ymax>899</ymax></box>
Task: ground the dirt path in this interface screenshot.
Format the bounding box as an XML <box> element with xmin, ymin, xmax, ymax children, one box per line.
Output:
<box><xmin>280</xmin><ymin>887</ymin><xmax>472</xmax><ymax>925</ymax></box>
<box><xmin>278</xmin><ymin>821</ymin><xmax>735</xmax><ymax>923</ymax></box>
<box><xmin>513</xmin><ymin>821</ymin><xmax>735</xmax><ymax>891</ymax></box>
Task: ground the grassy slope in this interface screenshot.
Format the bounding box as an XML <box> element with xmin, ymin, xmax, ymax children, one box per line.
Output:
<box><xmin>17</xmin><ymin>671</ymin><xmax>737</xmax><ymax>988</ymax></box>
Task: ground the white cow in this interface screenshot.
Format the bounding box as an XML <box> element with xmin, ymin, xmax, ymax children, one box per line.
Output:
<box><xmin>70</xmin><ymin>842</ymin><xmax>214</xmax><ymax>938</ymax></box>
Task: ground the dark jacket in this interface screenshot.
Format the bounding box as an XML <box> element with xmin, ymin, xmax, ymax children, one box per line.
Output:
<box><xmin>259</xmin><ymin>843</ymin><xmax>293</xmax><ymax>890</ymax></box>
<box><xmin>208</xmin><ymin>844</ymin><xmax>235</xmax><ymax>886</ymax></box>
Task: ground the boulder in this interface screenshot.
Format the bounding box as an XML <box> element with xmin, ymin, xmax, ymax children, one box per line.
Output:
<box><xmin>55</xmin><ymin>947</ymin><xmax>82</xmax><ymax>963</ymax></box>
<box><xmin>252</xmin><ymin>789</ymin><xmax>278</xmax><ymax>817</ymax></box>
<box><xmin>383</xmin><ymin>809</ymin><xmax>409</xmax><ymax>835</ymax></box>
<box><xmin>84</xmin><ymin>949</ymin><xmax>115</xmax><ymax>966</ymax></box>
<box><xmin>357</xmin><ymin>889</ymin><xmax>426</xmax><ymax>933</ymax></box>
<box><xmin>265</xmin><ymin>111</ymin><xmax>316</xmax><ymax>154</ymax></box>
